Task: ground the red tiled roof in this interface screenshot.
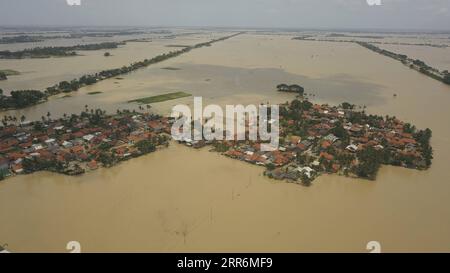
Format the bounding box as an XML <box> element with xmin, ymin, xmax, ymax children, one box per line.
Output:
<box><xmin>0</xmin><ymin>126</ymin><xmax>17</xmax><ymax>135</ymax></box>
<box><xmin>400</xmin><ymin>138</ymin><xmax>417</xmax><ymax>145</ymax></box>
<box><xmin>401</xmin><ymin>133</ymin><xmax>413</xmax><ymax>138</ymax></box>
<box><xmin>39</xmin><ymin>150</ymin><xmax>54</xmax><ymax>160</ymax></box>
<box><xmin>0</xmin><ymin>138</ymin><xmax>19</xmax><ymax>147</ymax></box>
<box><xmin>332</xmin><ymin>163</ymin><xmax>341</xmax><ymax>172</ymax></box>
<box><xmin>321</xmin><ymin>141</ymin><xmax>332</xmax><ymax>149</ymax></box>
<box><xmin>7</xmin><ymin>152</ymin><xmax>26</xmax><ymax>161</ymax></box>
<box><xmin>71</xmin><ymin>146</ymin><xmax>84</xmax><ymax>154</ymax></box>
<box><xmin>72</xmin><ymin>131</ymin><xmax>84</xmax><ymax>138</ymax></box>
<box><xmin>320</xmin><ymin>152</ymin><xmax>334</xmax><ymax>161</ymax></box>
<box><xmin>297</xmin><ymin>143</ymin><xmax>306</xmax><ymax>150</ymax></box>
<box><xmin>87</xmin><ymin>160</ymin><xmax>98</xmax><ymax>170</ymax></box>
<box><xmin>225</xmin><ymin>150</ymin><xmax>243</xmax><ymax>158</ymax></box>
<box><xmin>78</xmin><ymin>153</ymin><xmax>88</xmax><ymax>161</ymax></box>
<box><xmin>11</xmin><ymin>163</ymin><xmax>23</xmax><ymax>172</ymax></box>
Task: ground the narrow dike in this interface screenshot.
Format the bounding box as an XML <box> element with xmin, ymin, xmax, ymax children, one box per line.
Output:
<box><xmin>0</xmin><ymin>32</ymin><xmax>243</xmax><ymax>111</ymax></box>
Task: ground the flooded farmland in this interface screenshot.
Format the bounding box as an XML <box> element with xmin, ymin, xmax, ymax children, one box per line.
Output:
<box><xmin>1</xmin><ymin>31</ymin><xmax>450</xmax><ymax>252</ymax></box>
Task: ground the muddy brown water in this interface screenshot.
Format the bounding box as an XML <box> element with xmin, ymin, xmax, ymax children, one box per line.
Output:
<box><xmin>1</xmin><ymin>33</ymin><xmax>450</xmax><ymax>252</ymax></box>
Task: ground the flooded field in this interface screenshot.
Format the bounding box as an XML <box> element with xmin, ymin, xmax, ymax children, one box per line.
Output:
<box><xmin>377</xmin><ymin>44</ymin><xmax>450</xmax><ymax>72</ymax></box>
<box><xmin>0</xmin><ymin>30</ymin><xmax>229</xmax><ymax>92</ymax></box>
<box><xmin>1</xmin><ymin>32</ymin><xmax>450</xmax><ymax>252</ymax></box>
<box><xmin>298</xmin><ymin>31</ymin><xmax>450</xmax><ymax>72</ymax></box>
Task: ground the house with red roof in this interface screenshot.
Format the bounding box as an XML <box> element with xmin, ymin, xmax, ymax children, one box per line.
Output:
<box><xmin>320</xmin><ymin>152</ymin><xmax>334</xmax><ymax>161</ymax></box>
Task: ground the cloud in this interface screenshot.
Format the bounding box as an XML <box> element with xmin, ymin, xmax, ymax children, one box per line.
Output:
<box><xmin>0</xmin><ymin>0</ymin><xmax>449</xmax><ymax>30</ymax></box>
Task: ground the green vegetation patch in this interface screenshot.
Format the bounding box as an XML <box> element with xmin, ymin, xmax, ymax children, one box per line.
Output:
<box><xmin>87</xmin><ymin>91</ymin><xmax>103</xmax><ymax>95</ymax></box>
<box><xmin>128</xmin><ymin>92</ymin><xmax>191</xmax><ymax>104</ymax></box>
<box><xmin>0</xmin><ymin>69</ymin><xmax>21</xmax><ymax>76</ymax></box>
<box><xmin>165</xmin><ymin>45</ymin><xmax>190</xmax><ymax>48</ymax></box>
<box><xmin>161</xmin><ymin>67</ymin><xmax>181</xmax><ymax>71</ymax></box>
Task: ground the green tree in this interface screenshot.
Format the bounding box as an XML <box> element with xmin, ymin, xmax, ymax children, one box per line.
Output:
<box><xmin>355</xmin><ymin>146</ymin><xmax>383</xmax><ymax>180</ymax></box>
<box><xmin>341</xmin><ymin>102</ymin><xmax>354</xmax><ymax>110</ymax></box>
<box><xmin>443</xmin><ymin>74</ymin><xmax>450</xmax><ymax>85</ymax></box>
<box><xmin>135</xmin><ymin>140</ymin><xmax>156</xmax><ymax>154</ymax></box>
<box><xmin>266</xmin><ymin>163</ymin><xmax>276</xmax><ymax>171</ymax></box>
<box><xmin>98</xmin><ymin>152</ymin><xmax>114</xmax><ymax>167</ymax></box>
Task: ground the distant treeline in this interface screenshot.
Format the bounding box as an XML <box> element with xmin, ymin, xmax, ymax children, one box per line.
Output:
<box><xmin>0</xmin><ymin>42</ymin><xmax>125</xmax><ymax>59</ymax></box>
<box><xmin>0</xmin><ymin>32</ymin><xmax>243</xmax><ymax>110</ymax></box>
<box><xmin>0</xmin><ymin>90</ymin><xmax>46</xmax><ymax>109</ymax></box>
<box><xmin>68</xmin><ymin>31</ymin><xmax>148</xmax><ymax>39</ymax></box>
<box><xmin>327</xmin><ymin>33</ymin><xmax>384</xmax><ymax>39</ymax></box>
<box><xmin>0</xmin><ymin>35</ymin><xmax>46</xmax><ymax>44</ymax></box>
<box><xmin>292</xmin><ymin>36</ymin><xmax>450</xmax><ymax>85</ymax></box>
<box><xmin>0</xmin><ymin>31</ymin><xmax>151</xmax><ymax>44</ymax></box>
<box><xmin>357</xmin><ymin>42</ymin><xmax>450</xmax><ymax>85</ymax></box>
<box><xmin>293</xmin><ymin>36</ymin><xmax>449</xmax><ymax>48</ymax></box>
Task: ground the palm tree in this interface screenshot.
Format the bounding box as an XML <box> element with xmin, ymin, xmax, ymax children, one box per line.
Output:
<box><xmin>20</xmin><ymin>115</ymin><xmax>26</xmax><ymax>123</ymax></box>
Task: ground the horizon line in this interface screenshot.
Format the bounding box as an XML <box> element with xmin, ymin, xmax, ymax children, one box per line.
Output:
<box><xmin>1</xmin><ymin>24</ymin><xmax>450</xmax><ymax>34</ymax></box>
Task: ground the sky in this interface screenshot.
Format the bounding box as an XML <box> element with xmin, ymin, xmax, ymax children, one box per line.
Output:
<box><xmin>0</xmin><ymin>0</ymin><xmax>449</xmax><ymax>31</ymax></box>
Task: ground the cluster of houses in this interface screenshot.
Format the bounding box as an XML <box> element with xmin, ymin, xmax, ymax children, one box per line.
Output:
<box><xmin>179</xmin><ymin>99</ymin><xmax>431</xmax><ymax>186</ymax></box>
<box><xmin>268</xmin><ymin>106</ymin><xmax>425</xmax><ymax>183</ymax></box>
<box><xmin>0</xmin><ymin>97</ymin><xmax>431</xmax><ymax>186</ymax></box>
<box><xmin>0</xmin><ymin>111</ymin><xmax>171</xmax><ymax>179</ymax></box>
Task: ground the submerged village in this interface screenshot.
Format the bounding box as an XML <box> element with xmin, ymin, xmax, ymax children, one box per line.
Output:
<box><xmin>0</xmin><ymin>84</ymin><xmax>433</xmax><ymax>186</ymax></box>
<box><xmin>0</xmin><ymin>108</ymin><xmax>171</xmax><ymax>178</ymax></box>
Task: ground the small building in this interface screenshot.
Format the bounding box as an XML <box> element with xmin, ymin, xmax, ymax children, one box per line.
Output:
<box><xmin>324</xmin><ymin>134</ymin><xmax>339</xmax><ymax>143</ymax></box>
<box><xmin>296</xmin><ymin>166</ymin><xmax>315</xmax><ymax>179</ymax></box>
<box><xmin>62</xmin><ymin>141</ymin><xmax>73</xmax><ymax>148</ymax></box>
<box><xmin>20</xmin><ymin>121</ymin><xmax>32</xmax><ymax>127</ymax></box>
<box><xmin>45</xmin><ymin>138</ymin><xmax>56</xmax><ymax>145</ymax></box>
<box><xmin>11</xmin><ymin>163</ymin><xmax>24</xmax><ymax>174</ymax></box>
<box><xmin>87</xmin><ymin>160</ymin><xmax>98</xmax><ymax>170</ymax></box>
<box><xmin>83</xmin><ymin>134</ymin><xmax>95</xmax><ymax>142</ymax></box>
<box><xmin>32</xmin><ymin>144</ymin><xmax>44</xmax><ymax>151</ymax></box>
<box><xmin>346</xmin><ymin>144</ymin><xmax>358</xmax><ymax>153</ymax></box>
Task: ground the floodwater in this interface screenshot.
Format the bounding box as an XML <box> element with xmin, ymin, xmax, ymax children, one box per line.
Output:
<box><xmin>377</xmin><ymin>44</ymin><xmax>450</xmax><ymax>72</ymax></box>
<box><xmin>0</xmin><ymin>31</ymin><xmax>227</xmax><ymax>92</ymax></box>
<box><xmin>1</xmin><ymin>32</ymin><xmax>450</xmax><ymax>252</ymax></box>
<box><xmin>303</xmin><ymin>31</ymin><xmax>450</xmax><ymax>72</ymax></box>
